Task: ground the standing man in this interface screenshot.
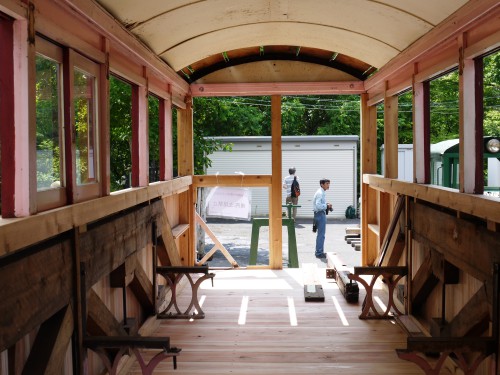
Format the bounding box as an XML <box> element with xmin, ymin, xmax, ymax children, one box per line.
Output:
<box><xmin>312</xmin><ymin>178</ymin><xmax>332</xmax><ymax>258</ymax></box>
<box><xmin>283</xmin><ymin>167</ymin><xmax>299</xmax><ymax>220</ymax></box>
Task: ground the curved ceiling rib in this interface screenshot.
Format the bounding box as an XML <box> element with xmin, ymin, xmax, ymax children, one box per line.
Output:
<box><xmin>132</xmin><ymin>1</ymin><xmax>433</xmax><ymax>54</ymax></box>
<box><xmin>160</xmin><ymin>22</ymin><xmax>400</xmax><ymax>71</ymax></box>
<box><xmin>180</xmin><ymin>47</ymin><xmax>376</xmax><ymax>82</ymax></box>
<box><xmin>95</xmin><ymin>0</ymin><xmax>469</xmax><ymax>83</ymax></box>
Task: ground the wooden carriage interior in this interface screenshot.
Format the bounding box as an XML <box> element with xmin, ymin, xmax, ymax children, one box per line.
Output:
<box><xmin>0</xmin><ymin>0</ymin><xmax>499</xmax><ymax>374</ymax></box>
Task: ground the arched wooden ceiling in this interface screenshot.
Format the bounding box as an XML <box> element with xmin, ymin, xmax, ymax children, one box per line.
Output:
<box><xmin>95</xmin><ymin>0</ymin><xmax>469</xmax><ymax>83</ymax></box>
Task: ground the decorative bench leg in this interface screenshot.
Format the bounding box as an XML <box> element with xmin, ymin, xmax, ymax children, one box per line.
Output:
<box><xmin>396</xmin><ymin>349</ymin><xmax>489</xmax><ymax>375</ymax></box>
<box><xmin>91</xmin><ymin>347</ymin><xmax>180</xmax><ymax>375</ymax></box>
<box><xmin>133</xmin><ymin>347</ymin><xmax>181</xmax><ymax>375</ymax></box>
<box><xmin>92</xmin><ymin>347</ymin><xmax>128</xmax><ymax>375</ymax></box>
<box><xmin>158</xmin><ymin>272</ymin><xmax>215</xmax><ymax>319</ymax></box>
<box><xmin>349</xmin><ymin>272</ymin><xmax>405</xmax><ymax>319</ymax></box>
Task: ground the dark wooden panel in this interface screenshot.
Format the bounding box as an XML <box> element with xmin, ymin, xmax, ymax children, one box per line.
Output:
<box><xmin>22</xmin><ymin>306</ymin><xmax>73</xmax><ymax>375</ymax></box>
<box><xmin>410</xmin><ymin>201</ymin><xmax>500</xmax><ymax>283</ymax></box>
<box><xmin>80</xmin><ymin>201</ymin><xmax>161</xmax><ymax>287</ymax></box>
<box><xmin>0</xmin><ymin>239</ymin><xmax>73</xmax><ymax>352</ymax></box>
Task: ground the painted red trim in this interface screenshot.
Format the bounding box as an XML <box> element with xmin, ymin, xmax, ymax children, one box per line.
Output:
<box><xmin>159</xmin><ymin>99</ymin><xmax>166</xmax><ymax>180</ymax></box>
<box><xmin>63</xmin><ymin>49</ymin><xmax>75</xmax><ymax>204</ymax></box>
<box><xmin>422</xmin><ymin>82</ymin><xmax>430</xmax><ymax>184</ymax></box>
<box><xmin>474</xmin><ymin>58</ymin><xmax>484</xmax><ymax>193</ymax></box>
<box><xmin>0</xmin><ymin>18</ymin><xmax>15</xmax><ymax>217</ymax></box>
<box><xmin>132</xmin><ymin>86</ymin><xmax>140</xmax><ymax>187</ymax></box>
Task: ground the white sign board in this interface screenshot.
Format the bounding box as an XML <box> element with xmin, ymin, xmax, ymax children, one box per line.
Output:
<box><xmin>206</xmin><ymin>187</ymin><xmax>251</xmax><ymax>220</ymax></box>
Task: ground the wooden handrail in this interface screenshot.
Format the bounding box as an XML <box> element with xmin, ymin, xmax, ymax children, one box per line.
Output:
<box><xmin>363</xmin><ymin>174</ymin><xmax>500</xmax><ymax>223</ymax></box>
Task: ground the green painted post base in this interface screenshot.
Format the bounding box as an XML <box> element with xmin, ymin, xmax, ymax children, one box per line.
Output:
<box><xmin>249</xmin><ymin>218</ymin><xmax>299</xmax><ymax>268</ymax></box>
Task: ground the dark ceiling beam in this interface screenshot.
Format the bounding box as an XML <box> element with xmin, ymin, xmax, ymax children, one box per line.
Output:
<box><xmin>183</xmin><ymin>53</ymin><xmax>367</xmax><ymax>82</ymax></box>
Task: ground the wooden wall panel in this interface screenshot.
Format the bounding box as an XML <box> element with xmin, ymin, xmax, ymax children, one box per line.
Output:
<box><xmin>0</xmin><ymin>237</ymin><xmax>73</xmax><ymax>352</ymax></box>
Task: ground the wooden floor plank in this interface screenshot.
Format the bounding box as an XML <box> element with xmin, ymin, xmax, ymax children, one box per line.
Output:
<box><xmin>128</xmin><ymin>269</ymin><xmax>422</xmax><ymax>374</ymax></box>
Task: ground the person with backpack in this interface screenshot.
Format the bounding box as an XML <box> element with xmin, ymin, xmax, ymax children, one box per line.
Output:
<box><xmin>282</xmin><ymin>167</ymin><xmax>300</xmax><ymax>220</ymax></box>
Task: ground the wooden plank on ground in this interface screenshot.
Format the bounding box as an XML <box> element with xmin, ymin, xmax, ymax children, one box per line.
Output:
<box><xmin>302</xmin><ymin>263</ymin><xmax>325</xmax><ymax>302</ymax></box>
<box><xmin>304</xmin><ymin>284</ymin><xmax>325</xmax><ymax>302</ymax></box>
<box><xmin>345</xmin><ymin>227</ymin><xmax>361</xmax><ymax>235</ymax></box>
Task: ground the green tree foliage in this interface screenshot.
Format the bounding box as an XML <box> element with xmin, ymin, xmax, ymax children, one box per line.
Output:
<box><xmin>484</xmin><ymin>51</ymin><xmax>500</xmax><ymax>137</ymax></box>
<box><xmin>35</xmin><ymin>56</ymin><xmax>61</xmax><ymax>189</ymax></box>
<box><xmin>109</xmin><ymin>76</ymin><xmax>132</xmax><ymax>191</ymax></box>
<box><xmin>398</xmin><ymin>91</ymin><xmax>413</xmax><ymax>144</ymax></box>
<box><xmin>429</xmin><ymin>70</ymin><xmax>459</xmax><ymax>142</ymax></box>
<box><xmin>148</xmin><ymin>95</ymin><xmax>160</xmax><ymax>182</ymax></box>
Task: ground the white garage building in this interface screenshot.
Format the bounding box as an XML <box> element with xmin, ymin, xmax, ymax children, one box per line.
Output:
<box><xmin>205</xmin><ymin>135</ymin><xmax>358</xmax><ymax>219</ymax></box>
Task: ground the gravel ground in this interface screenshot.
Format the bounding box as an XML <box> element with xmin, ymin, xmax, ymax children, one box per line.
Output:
<box><xmin>200</xmin><ymin>217</ymin><xmax>361</xmax><ymax>269</ymax></box>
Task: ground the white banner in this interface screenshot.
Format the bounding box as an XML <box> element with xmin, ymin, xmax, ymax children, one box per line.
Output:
<box><xmin>205</xmin><ymin>187</ymin><xmax>251</xmax><ymax>220</ymax></box>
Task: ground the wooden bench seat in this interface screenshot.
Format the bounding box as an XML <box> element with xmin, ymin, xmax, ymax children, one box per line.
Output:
<box><xmin>156</xmin><ymin>265</ymin><xmax>215</xmax><ymax>319</ymax></box>
<box><xmin>83</xmin><ymin>336</ymin><xmax>181</xmax><ymax>375</ymax></box>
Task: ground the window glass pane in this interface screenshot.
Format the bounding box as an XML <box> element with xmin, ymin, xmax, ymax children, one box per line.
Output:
<box><xmin>74</xmin><ymin>67</ymin><xmax>97</xmax><ymax>185</ymax></box>
<box><xmin>36</xmin><ymin>55</ymin><xmax>63</xmax><ymax>190</ymax></box>
<box><xmin>429</xmin><ymin>70</ymin><xmax>459</xmax><ymax>188</ymax></box>
<box><xmin>148</xmin><ymin>95</ymin><xmax>160</xmax><ymax>183</ymax></box>
<box><xmin>376</xmin><ymin>102</ymin><xmax>384</xmax><ymax>175</ymax></box>
<box><xmin>483</xmin><ymin>50</ymin><xmax>500</xmax><ymax>197</ymax></box>
<box><xmin>398</xmin><ymin>91</ymin><xmax>413</xmax><ymax>144</ymax></box>
<box><xmin>109</xmin><ymin>76</ymin><xmax>132</xmax><ymax>191</ymax></box>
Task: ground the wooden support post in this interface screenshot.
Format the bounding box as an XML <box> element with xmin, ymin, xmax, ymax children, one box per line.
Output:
<box><xmin>99</xmin><ymin>37</ymin><xmax>111</xmax><ymax>195</ymax></box>
<box><xmin>159</xmin><ymin>97</ymin><xmax>174</xmax><ymax>181</ymax></box>
<box><xmin>413</xmin><ymin>79</ymin><xmax>430</xmax><ymax>184</ymax></box>
<box><xmin>459</xmin><ymin>34</ymin><xmax>483</xmax><ymax>194</ymax></box>
<box><xmin>177</xmin><ymin>97</ymin><xmax>193</xmax><ymax>176</ymax></box>
<box><xmin>270</xmin><ymin>95</ymin><xmax>282</xmax><ymax>269</ymax></box>
<box><xmin>360</xmin><ymin>93</ymin><xmax>378</xmax><ymax>266</ymax></box>
<box><xmin>383</xmin><ymin>88</ymin><xmax>398</xmax><ymax>179</ymax></box>
<box><xmin>177</xmin><ymin>97</ymin><xmax>195</xmax><ymax>265</ymax></box>
<box><xmin>132</xmin><ymin>72</ymin><xmax>149</xmax><ymax>187</ymax></box>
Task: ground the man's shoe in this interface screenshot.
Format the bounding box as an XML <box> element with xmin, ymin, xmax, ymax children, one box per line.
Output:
<box><xmin>315</xmin><ymin>253</ymin><xmax>326</xmax><ymax>259</ymax></box>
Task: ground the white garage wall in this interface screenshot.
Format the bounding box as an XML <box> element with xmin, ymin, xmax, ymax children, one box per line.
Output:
<box><xmin>206</xmin><ymin>136</ymin><xmax>358</xmax><ymax>219</ymax></box>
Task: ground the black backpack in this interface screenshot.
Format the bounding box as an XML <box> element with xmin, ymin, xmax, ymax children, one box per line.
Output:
<box><xmin>291</xmin><ymin>176</ymin><xmax>300</xmax><ymax>198</ymax></box>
